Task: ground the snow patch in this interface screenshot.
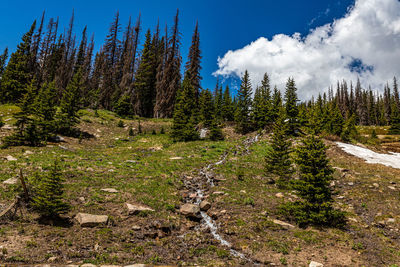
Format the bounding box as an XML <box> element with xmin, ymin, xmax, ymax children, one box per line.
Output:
<box><xmin>336</xmin><ymin>142</ymin><xmax>400</xmax><ymax>169</ymax></box>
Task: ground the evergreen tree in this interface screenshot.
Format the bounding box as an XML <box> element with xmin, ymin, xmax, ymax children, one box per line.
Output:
<box><xmin>235</xmin><ymin>70</ymin><xmax>253</xmax><ymax>134</ymax></box>
<box><xmin>271</xmin><ymin>86</ymin><xmax>282</xmax><ymax>122</ymax></box>
<box><xmin>57</xmin><ymin>69</ymin><xmax>82</xmax><ymax>134</ymax></box>
<box><xmin>32</xmin><ymin>160</ymin><xmax>70</xmax><ymax>218</ymax></box>
<box><xmin>283</xmin><ymin>135</ymin><xmax>345</xmax><ymax>227</ymax></box>
<box><xmin>0</xmin><ymin>22</ymin><xmax>36</xmax><ymax>103</ymax></box>
<box><xmin>171</xmin><ymin>74</ymin><xmax>198</xmax><ymax>141</ymax></box>
<box><xmin>284</xmin><ymin>78</ymin><xmax>299</xmax><ymax>135</ymax></box>
<box><xmin>325</xmin><ymin>102</ymin><xmax>344</xmax><ymax>136</ymax></box>
<box><xmin>341</xmin><ymin>114</ymin><xmax>358</xmax><ymax>142</ymax></box>
<box><xmin>199</xmin><ymin>89</ymin><xmax>214</xmax><ymax>127</ymax></box>
<box><xmin>133</xmin><ymin>29</ymin><xmax>157</xmax><ymax>117</ymax></box>
<box><xmin>184</xmin><ymin>22</ymin><xmax>202</xmax><ymax>101</ymax></box>
<box><xmin>265</xmin><ymin>109</ymin><xmax>293</xmax><ymax>187</ymax></box>
<box><xmin>115</xmin><ymin>94</ymin><xmax>133</xmax><ymax>117</ymax></box>
<box><xmin>221</xmin><ymin>85</ymin><xmax>234</xmax><ymax>121</ymax></box>
<box><xmin>252</xmin><ymin>73</ymin><xmax>272</xmax><ymax>130</ymax></box>
<box><xmin>0</xmin><ymin>47</ymin><xmax>8</xmax><ymax>79</ymax></box>
<box><xmin>214</xmin><ymin>82</ymin><xmax>223</xmax><ymax>122</ymax></box>
<box><xmin>209</xmin><ymin>120</ymin><xmax>224</xmax><ymax>141</ymax></box>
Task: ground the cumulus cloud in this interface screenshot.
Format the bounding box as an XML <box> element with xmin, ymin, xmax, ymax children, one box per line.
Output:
<box><xmin>214</xmin><ymin>0</ymin><xmax>400</xmax><ymax>99</ymax></box>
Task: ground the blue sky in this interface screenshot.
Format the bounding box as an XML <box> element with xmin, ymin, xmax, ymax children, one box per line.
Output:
<box><xmin>1</xmin><ymin>0</ymin><xmax>355</xmax><ymax>93</ymax></box>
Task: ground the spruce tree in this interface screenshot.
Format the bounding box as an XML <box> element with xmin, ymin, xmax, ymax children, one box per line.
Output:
<box><xmin>221</xmin><ymin>85</ymin><xmax>234</xmax><ymax>121</ymax></box>
<box><xmin>0</xmin><ymin>22</ymin><xmax>36</xmax><ymax>103</ymax></box>
<box><xmin>252</xmin><ymin>73</ymin><xmax>272</xmax><ymax>130</ymax></box>
<box><xmin>235</xmin><ymin>70</ymin><xmax>253</xmax><ymax>134</ymax></box>
<box><xmin>271</xmin><ymin>86</ymin><xmax>282</xmax><ymax>122</ymax></box>
<box><xmin>32</xmin><ymin>160</ymin><xmax>70</xmax><ymax>218</ymax></box>
<box><xmin>341</xmin><ymin>115</ymin><xmax>358</xmax><ymax>142</ymax></box>
<box><xmin>283</xmin><ymin>135</ymin><xmax>345</xmax><ymax>227</ymax></box>
<box><xmin>115</xmin><ymin>94</ymin><xmax>133</xmax><ymax>117</ymax></box>
<box><xmin>171</xmin><ymin>74</ymin><xmax>198</xmax><ymax>141</ymax></box>
<box><xmin>199</xmin><ymin>89</ymin><xmax>215</xmax><ymax>128</ymax></box>
<box><xmin>133</xmin><ymin>29</ymin><xmax>157</xmax><ymax>117</ymax></box>
<box><xmin>284</xmin><ymin>77</ymin><xmax>299</xmax><ymax>135</ymax></box>
<box><xmin>265</xmin><ymin>108</ymin><xmax>293</xmax><ymax>187</ymax></box>
<box><xmin>185</xmin><ymin>21</ymin><xmax>202</xmax><ymax>102</ymax></box>
<box><xmin>57</xmin><ymin>68</ymin><xmax>82</xmax><ymax>134</ymax></box>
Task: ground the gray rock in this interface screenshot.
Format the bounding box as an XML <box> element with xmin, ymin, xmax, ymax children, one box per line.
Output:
<box><xmin>125</xmin><ymin>203</ymin><xmax>155</xmax><ymax>215</ymax></box>
<box><xmin>5</xmin><ymin>155</ymin><xmax>17</xmax><ymax>161</ymax></box>
<box><xmin>132</xmin><ymin>225</ymin><xmax>141</xmax><ymax>230</ymax></box>
<box><xmin>101</xmin><ymin>188</ymin><xmax>119</xmax><ymax>193</ymax></box>
<box><xmin>212</xmin><ymin>191</ymin><xmax>224</xmax><ymax>196</ymax></box>
<box><xmin>180</xmin><ymin>203</ymin><xmax>200</xmax><ymax>218</ymax></box>
<box><xmin>373</xmin><ymin>183</ymin><xmax>379</xmax><ymax>188</ymax></box>
<box><xmin>81</xmin><ymin>264</ymin><xmax>97</xmax><ymax>267</ymax></box>
<box><xmin>199</xmin><ymin>200</ymin><xmax>211</xmax><ymax>211</ymax></box>
<box><xmin>199</xmin><ymin>128</ymin><xmax>209</xmax><ymax>139</ymax></box>
<box><xmin>309</xmin><ymin>261</ymin><xmax>324</xmax><ymax>267</ymax></box>
<box><xmin>273</xmin><ymin>219</ymin><xmax>295</xmax><ymax>229</ymax></box>
<box><xmin>3</xmin><ymin>177</ymin><xmax>18</xmax><ymax>185</ymax></box>
<box><xmin>170</xmin><ymin>156</ymin><xmax>183</xmax><ymax>160</ymax></box>
<box><xmin>275</xmin><ymin>192</ymin><xmax>284</xmax><ymax>198</ymax></box>
<box><xmin>75</xmin><ymin>213</ymin><xmax>108</xmax><ymax>227</ymax></box>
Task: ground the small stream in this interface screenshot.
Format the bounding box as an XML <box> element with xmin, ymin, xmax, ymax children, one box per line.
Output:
<box><xmin>182</xmin><ymin>135</ymin><xmax>260</xmax><ymax>263</ymax></box>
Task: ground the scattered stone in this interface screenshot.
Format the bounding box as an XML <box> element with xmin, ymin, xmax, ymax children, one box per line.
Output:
<box><xmin>126</xmin><ymin>160</ymin><xmax>137</xmax><ymax>163</ymax></box>
<box><xmin>348</xmin><ymin>217</ymin><xmax>358</xmax><ymax>223</ymax></box>
<box><xmin>54</xmin><ymin>135</ymin><xmax>65</xmax><ymax>142</ymax></box>
<box><xmin>373</xmin><ymin>183</ymin><xmax>379</xmax><ymax>188</ymax></box>
<box><xmin>348</xmin><ymin>182</ymin><xmax>354</xmax><ymax>186</ymax></box>
<box><xmin>149</xmin><ymin>146</ymin><xmax>162</xmax><ymax>151</ymax></box>
<box><xmin>275</xmin><ymin>192</ymin><xmax>284</xmax><ymax>198</ymax></box>
<box><xmin>3</xmin><ymin>177</ymin><xmax>18</xmax><ymax>185</ymax></box>
<box><xmin>330</xmin><ymin>181</ymin><xmax>335</xmax><ymax>187</ymax></box>
<box><xmin>212</xmin><ymin>191</ymin><xmax>224</xmax><ymax>196</ymax></box>
<box><xmin>240</xmin><ymin>190</ymin><xmax>246</xmax><ymax>194</ymax></box>
<box><xmin>23</xmin><ymin>150</ymin><xmax>33</xmax><ymax>156</ymax></box>
<box><xmin>81</xmin><ymin>264</ymin><xmax>97</xmax><ymax>267</ymax></box>
<box><xmin>273</xmin><ymin>219</ymin><xmax>295</xmax><ymax>229</ymax></box>
<box><xmin>199</xmin><ymin>128</ymin><xmax>209</xmax><ymax>139</ymax></box>
<box><xmin>387</xmin><ymin>218</ymin><xmax>396</xmax><ymax>223</ymax></box>
<box><xmin>180</xmin><ymin>203</ymin><xmax>200</xmax><ymax>218</ymax></box>
<box><xmin>337</xmin><ymin>195</ymin><xmax>345</xmax><ymax>199</ymax></box>
<box><xmin>309</xmin><ymin>261</ymin><xmax>324</xmax><ymax>267</ymax></box>
<box><xmin>78</xmin><ymin>197</ymin><xmax>85</xmax><ymax>203</ymax></box>
<box><xmin>101</xmin><ymin>188</ymin><xmax>118</xmax><ymax>193</ymax></box>
<box><xmin>199</xmin><ymin>201</ymin><xmax>211</xmax><ymax>211</ymax></box>
<box><xmin>170</xmin><ymin>156</ymin><xmax>183</xmax><ymax>160</ymax></box>
<box><xmin>5</xmin><ymin>155</ymin><xmax>17</xmax><ymax>161</ymax></box>
<box><xmin>189</xmin><ymin>193</ymin><xmax>197</xmax><ymax>199</ymax></box>
<box><xmin>125</xmin><ymin>203</ymin><xmax>155</xmax><ymax>215</ymax></box>
<box><xmin>47</xmin><ymin>256</ymin><xmax>57</xmax><ymax>262</ymax></box>
<box><xmin>388</xmin><ymin>186</ymin><xmax>396</xmax><ymax>190</ymax></box>
<box><xmin>86</xmin><ymin>167</ymin><xmax>94</xmax><ymax>171</ymax></box>
<box><xmin>2</xmin><ymin>124</ymin><xmax>13</xmax><ymax>130</ymax></box>
<box><xmin>75</xmin><ymin>213</ymin><xmax>108</xmax><ymax>227</ymax></box>
<box><xmin>132</xmin><ymin>225</ymin><xmax>141</xmax><ymax>231</ymax></box>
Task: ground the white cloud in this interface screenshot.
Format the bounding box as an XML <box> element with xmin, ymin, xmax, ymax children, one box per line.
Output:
<box><xmin>214</xmin><ymin>0</ymin><xmax>400</xmax><ymax>99</ymax></box>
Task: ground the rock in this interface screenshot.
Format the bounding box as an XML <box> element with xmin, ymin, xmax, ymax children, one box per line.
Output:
<box><xmin>348</xmin><ymin>182</ymin><xmax>354</xmax><ymax>186</ymax></box>
<box><xmin>2</xmin><ymin>124</ymin><xmax>13</xmax><ymax>130</ymax></box>
<box><xmin>54</xmin><ymin>135</ymin><xmax>65</xmax><ymax>142</ymax></box>
<box><xmin>86</xmin><ymin>167</ymin><xmax>94</xmax><ymax>171</ymax></box>
<box><xmin>23</xmin><ymin>150</ymin><xmax>33</xmax><ymax>156</ymax></box>
<box><xmin>3</xmin><ymin>177</ymin><xmax>18</xmax><ymax>185</ymax></box>
<box><xmin>126</xmin><ymin>160</ymin><xmax>137</xmax><ymax>163</ymax></box>
<box><xmin>199</xmin><ymin>128</ymin><xmax>209</xmax><ymax>139</ymax></box>
<box><xmin>75</xmin><ymin>213</ymin><xmax>108</xmax><ymax>227</ymax></box>
<box><xmin>125</xmin><ymin>203</ymin><xmax>155</xmax><ymax>215</ymax></box>
<box><xmin>275</xmin><ymin>192</ymin><xmax>284</xmax><ymax>198</ymax></box>
<box><xmin>309</xmin><ymin>261</ymin><xmax>324</xmax><ymax>267</ymax></box>
<box><xmin>273</xmin><ymin>219</ymin><xmax>295</xmax><ymax>229</ymax></box>
<box><xmin>47</xmin><ymin>256</ymin><xmax>57</xmax><ymax>262</ymax></box>
<box><xmin>212</xmin><ymin>191</ymin><xmax>224</xmax><ymax>196</ymax></box>
<box><xmin>125</xmin><ymin>265</ymin><xmax>147</xmax><ymax>267</ymax></box>
<box><xmin>199</xmin><ymin>201</ymin><xmax>211</xmax><ymax>211</ymax></box>
<box><xmin>170</xmin><ymin>156</ymin><xmax>183</xmax><ymax>160</ymax></box>
<box><xmin>180</xmin><ymin>203</ymin><xmax>200</xmax><ymax>218</ymax></box>
<box><xmin>388</xmin><ymin>186</ymin><xmax>396</xmax><ymax>190</ymax></box>
<box><xmin>189</xmin><ymin>193</ymin><xmax>197</xmax><ymax>199</ymax></box>
<box><xmin>132</xmin><ymin>225</ymin><xmax>141</xmax><ymax>231</ymax></box>
<box><xmin>81</xmin><ymin>264</ymin><xmax>97</xmax><ymax>267</ymax></box>
<box><xmin>101</xmin><ymin>188</ymin><xmax>119</xmax><ymax>193</ymax></box>
<box><xmin>78</xmin><ymin>197</ymin><xmax>85</xmax><ymax>203</ymax></box>
<box><xmin>5</xmin><ymin>155</ymin><xmax>17</xmax><ymax>161</ymax></box>
<box><xmin>240</xmin><ymin>190</ymin><xmax>246</xmax><ymax>194</ymax></box>
<box><xmin>387</xmin><ymin>218</ymin><xmax>396</xmax><ymax>223</ymax></box>
<box><xmin>373</xmin><ymin>183</ymin><xmax>379</xmax><ymax>188</ymax></box>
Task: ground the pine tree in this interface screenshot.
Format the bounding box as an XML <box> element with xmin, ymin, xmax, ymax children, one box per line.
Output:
<box><xmin>115</xmin><ymin>94</ymin><xmax>133</xmax><ymax>117</ymax></box>
<box><xmin>185</xmin><ymin>21</ymin><xmax>202</xmax><ymax>102</ymax></box>
<box><xmin>235</xmin><ymin>70</ymin><xmax>253</xmax><ymax>134</ymax></box>
<box><xmin>252</xmin><ymin>73</ymin><xmax>272</xmax><ymax>130</ymax></box>
<box><xmin>283</xmin><ymin>135</ymin><xmax>345</xmax><ymax>227</ymax></box>
<box><xmin>133</xmin><ymin>29</ymin><xmax>157</xmax><ymax>117</ymax></box>
<box><xmin>284</xmin><ymin>77</ymin><xmax>299</xmax><ymax>135</ymax></box>
<box><xmin>199</xmin><ymin>89</ymin><xmax>215</xmax><ymax>127</ymax></box>
<box><xmin>0</xmin><ymin>47</ymin><xmax>8</xmax><ymax>78</ymax></box>
<box><xmin>271</xmin><ymin>86</ymin><xmax>282</xmax><ymax>122</ymax></box>
<box><xmin>341</xmin><ymin>114</ymin><xmax>358</xmax><ymax>142</ymax></box>
<box><xmin>214</xmin><ymin>82</ymin><xmax>223</xmax><ymax>122</ymax></box>
<box><xmin>32</xmin><ymin>160</ymin><xmax>70</xmax><ymax>218</ymax></box>
<box><xmin>265</xmin><ymin>109</ymin><xmax>293</xmax><ymax>187</ymax></box>
<box><xmin>0</xmin><ymin>22</ymin><xmax>36</xmax><ymax>103</ymax></box>
<box><xmin>57</xmin><ymin>69</ymin><xmax>82</xmax><ymax>134</ymax></box>
<box><xmin>171</xmin><ymin>74</ymin><xmax>198</xmax><ymax>141</ymax></box>
<box><xmin>221</xmin><ymin>85</ymin><xmax>234</xmax><ymax>121</ymax></box>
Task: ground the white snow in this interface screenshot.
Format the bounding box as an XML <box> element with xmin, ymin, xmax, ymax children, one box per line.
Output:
<box><xmin>336</xmin><ymin>142</ymin><xmax>400</xmax><ymax>169</ymax></box>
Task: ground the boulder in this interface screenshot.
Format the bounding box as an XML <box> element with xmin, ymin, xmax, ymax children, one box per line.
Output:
<box><xmin>273</xmin><ymin>219</ymin><xmax>295</xmax><ymax>229</ymax></box>
<box><xmin>309</xmin><ymin>261</ymin><xmax>323</xmax><ymax>267</ymax></box>
<box><xmin>5</xmin><ymin>155</ymin><xmax>17</xmax><ymax>161</ymax></box>
<box><xmin>125</xmin><ymin>203</ymin><xmax>155</xmax><ymax>215</ymax></box>
<box><xmin>3</xmin><ymin>177</ymin><xmax>18</xmax><ymax>185</ymax></box>
<box><xmin>199</xmin><ymin>201</ymin><xmax>211</xmax><ymax>211</ymax></box>
<box><xmin>75</xmin><ymin>213</ymin><xmax>108</xmax><ymax>227</ymax></box>
<box><xmin>180</xmin><ymin>203</ymin><xmax>200</xmax><ymax>218</ymax></box>
<box><xmin>199</xmin><ymin>128</ymin><xmax>209</xmax><ymax>139</ymax></box>
<box><xmin>101</xmin><ymin>188</ymin><xmax>119</xmax><ymax>193</ymax></box>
